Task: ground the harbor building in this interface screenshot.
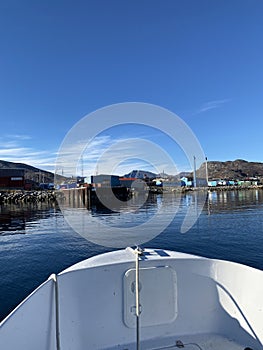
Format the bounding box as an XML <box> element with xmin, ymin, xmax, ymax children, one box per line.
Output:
<box><xmin>0</xmin><ymin>169</ymin><xmax>25</xmax><ymax>189</ymax></box>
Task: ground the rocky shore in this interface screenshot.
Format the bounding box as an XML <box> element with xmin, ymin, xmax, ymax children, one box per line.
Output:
<box><xmin>206</xmin><ymin>184</ymin><xmax>263</xmax><ymax>192</ymax></box>
<box><xmin>164</xmin><ymin>184</ymin><xmax>263</xmax><ymax>193</ymax></box>
<box><xmin>0</xmin><ymin>190</ymin><xmax>57</xmax><ymax>204</ymax></box>
<box><xmin>1</xmin><ymin>185</ymin><xmax>262</xmax><ymax>205</ymax></box>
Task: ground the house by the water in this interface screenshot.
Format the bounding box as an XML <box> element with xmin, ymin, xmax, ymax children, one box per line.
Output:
<box><xmin>0</xmin><ymin>169</ymin><xmax>25</xmax><ymax>189</ymax></box>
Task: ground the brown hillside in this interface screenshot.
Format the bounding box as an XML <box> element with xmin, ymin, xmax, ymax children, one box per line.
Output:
<box><xmin>0</xmin><ymin>160</ymin><xmax>65</xmax><ymax>183</ymax></box>
<box><xmin>206</xmin><ymin>159</ymin><xmax>263</xmax><ymax>180</ymax></box>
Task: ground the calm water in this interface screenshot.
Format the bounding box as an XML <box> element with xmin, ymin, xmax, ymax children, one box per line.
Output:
<box><xmin>0</xmin><ymin>189</ymin><xmax>263</xmax><ymax>321</ymax></box>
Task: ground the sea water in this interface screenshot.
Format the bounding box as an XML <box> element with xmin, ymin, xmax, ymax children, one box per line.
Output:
<box><xmin>0</xmin><ymin>189</ymin><xmax>263</xmax><ymax>321</ymax></box>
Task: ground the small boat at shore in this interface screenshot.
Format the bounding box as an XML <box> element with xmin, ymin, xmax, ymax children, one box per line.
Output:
<box><xmin>1</xmin><ymin>247</ymin><xmax>263</xmax><ymax>350</ymax></box>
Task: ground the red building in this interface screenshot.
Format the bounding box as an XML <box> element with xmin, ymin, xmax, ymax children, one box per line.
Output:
<box><xmin>0</xmin><ymin>169</ymin><xmax>25</xmax><ymax>189</ymax></box>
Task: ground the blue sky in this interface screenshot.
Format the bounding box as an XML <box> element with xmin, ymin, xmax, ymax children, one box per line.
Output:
<box><xmin>0</xmin><ymin>0</ymin><xmax>263</xmax><ymax>175</ymax></box>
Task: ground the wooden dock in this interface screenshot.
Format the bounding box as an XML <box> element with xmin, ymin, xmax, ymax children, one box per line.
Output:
<box><xmin>60</xmin><ymin>187</ymin><xmax>91</xmax><ymax>208</ymax></box>
<box><xmin>60</xmin><ymin>186</ymin><xmax>132</xmax><ymax>209</ymax></box>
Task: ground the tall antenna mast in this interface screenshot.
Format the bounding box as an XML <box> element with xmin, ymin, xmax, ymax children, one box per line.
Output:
<box><xmin>81</xmin><ymin>154</ymin><xmax>84</xmax><ymax>177</ymax></box>
<box><xmin>205</xmin><ymin>156</ymin><xmax>209</xmax><ymax>186</ymax></box>
<box><xmin>193</xmin><ymin>155</ymin><xmax>197</xmax><ymax>188</ymax></box>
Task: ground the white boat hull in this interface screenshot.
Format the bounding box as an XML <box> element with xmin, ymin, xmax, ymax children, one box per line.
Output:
<box><xmin>1</xmin><ymin>248</ymin><xmax>263</xmax><ymax>349</ymax></box>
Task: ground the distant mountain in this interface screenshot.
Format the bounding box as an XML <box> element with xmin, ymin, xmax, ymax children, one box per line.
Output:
<box><xmin>205</xmin><ymin>159</ymin><xmax>263</xmax><ymax>180</ymax></box>
<box><xmin>124</xmin><ymin>160</ymin><xmax>263</xmax><ymax>182</ymax></box>
<box><xmin>122</xmin><ymin>170</ymin><xmax>192</xmax><ymax>180</ymax></box>
<box><xmin>2</xmin><ymin>159</ymin><xmax>262</xmax><ymax>185</ymax></box>
<box><xmin>0</xmin><ymin>159</ymin><xmax>48</xmax><ymax>172</ymax></box>
<box><xmin>123</xmin><ymin>170</ymin><xmax>157</xmax><ymax>179</ymax></box>
<box><xmin>0</xmin><ymin>160</ymin><xmax>62</xmax><ymax>183</ymax></box>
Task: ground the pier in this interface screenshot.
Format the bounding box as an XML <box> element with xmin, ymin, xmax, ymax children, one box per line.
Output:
<box><xmin>59</xmin><ymin>187</ymin><xmax>91</xmax><ymax>208</ymax></box>
<box><xmin>59</xmin><ymin>186</ymin><xmax>132</xmax><ymax>209</ymax></box>
<box><xmin>1</xmin><ymin>184</ymin><xmax>262</xmax><ymax>206</ymax></box>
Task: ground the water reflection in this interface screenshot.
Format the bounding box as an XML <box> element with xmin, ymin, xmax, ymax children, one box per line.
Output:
<box><xmin>0</xmin><ymin>202</ymin><xmax>58</xmax><ymax>235</ymax></box>
<box><xmin>206</xmin><ymin>189</ymin><xmax>263</xmax><ymax>214</ymax></box>
<box><xmin>1</xmin><ymin>189</ymin><xmax>263</xmax><ymax>236</ymax></box>
<box><xmin>1</xmin><ymin>188</ymin><xmax>263</xmax><ymax>325</ymax></box>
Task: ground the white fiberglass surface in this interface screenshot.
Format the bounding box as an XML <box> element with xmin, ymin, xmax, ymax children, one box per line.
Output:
<box><xmin>109</xmin><ymin>334</ymin><xmax>260</xmax><ymax>350</ymax></box>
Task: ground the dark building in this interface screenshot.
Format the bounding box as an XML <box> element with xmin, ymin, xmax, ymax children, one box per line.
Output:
<box><xmin>0</xmin><ymin>169</ymin><xmax>25</xmax><ymax>189</ymax></box>
<box><xmin>91</xmin><ymin>175</ymin><xmax>121</xmax><ymax>187</ymax></box>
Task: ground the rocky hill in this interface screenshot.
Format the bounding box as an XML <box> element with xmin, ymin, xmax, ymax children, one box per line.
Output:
<box><xmin>206</xmin><ymin>159</ymin><xmax>263</xmax><ymax>180</ymax></box>
<box><xmin>127</xmin><ymin>160</ymin><xmax>263</xmax><ymax>182</ymax></box>
<box><xmin>1</xmin><ymin>159</ymin><xmax>263</xmax><ymax>183</ymax></box>
<box><xmin>0</xmin><ymin>160</ymin><xmax>62</xmax><ymax>183</ymax></box>
<box><xmin>123</xmin><ymin>170</ymin><xmax>157</xmax><ymax>179</ymax></box>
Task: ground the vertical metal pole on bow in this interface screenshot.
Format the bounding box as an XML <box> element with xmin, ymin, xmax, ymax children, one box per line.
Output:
<box><xmin>134</xmin><ymin>246</ymin><xmax>143</xmax><ymax>350</ymax></box>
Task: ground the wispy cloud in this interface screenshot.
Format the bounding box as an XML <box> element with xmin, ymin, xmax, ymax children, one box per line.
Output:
<box><xmin>5</xmin><ymin>134</ymin><xmax>32</xmax><ymax>141</ymax></box>
<box><xmin>1</xmin><ymin>133</ymin><xmax>189</xmax><ymax>176</ymax></box>
<box><xmin>0</xmin><ymin>134</ymin><xmax>56</xmax><ymax>172</ymax></box>
<box><xmin>194</xmin><ymin>98</ymin><xmax>231</xmax><ymax>115</ymax></box>
<box><xmin>58</xmin><ymin>136</ymin><xmax>180</xmax><ymax>177</ymax></box>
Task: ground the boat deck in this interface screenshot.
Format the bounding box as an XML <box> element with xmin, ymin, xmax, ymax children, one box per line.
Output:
<box><xmin>150</xmin><ymin>335</ymin><xmax>251</xmax><ymax>350</ymax></box>
<box><xmin>120</xmin><ymin>334</ymin><xmax>252</xmax><ymax>350</ymax></box>
<box><xmin>1</xmin><ymin>248</ymin><xmax>262</xmax><ymax>350</ymax></box>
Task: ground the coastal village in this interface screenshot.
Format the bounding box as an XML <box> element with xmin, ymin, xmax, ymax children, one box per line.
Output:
<box><xmin>0</xmin><ymin>159</ymin><xmax>263</xmax><ymax>205</ymax></box>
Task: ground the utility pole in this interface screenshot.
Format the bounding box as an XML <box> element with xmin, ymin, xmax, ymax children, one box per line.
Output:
<box><xmin>193</xmin><ymin>156</ymin><xmax>197</xmax><ymax>188</ymax></box>
<box><xmin>205</xmin><ymin>157</ymin><xmax>209</xmax><ymax>186</ymax></box>
<box><xmin>81</xmin><ymin>154</ymin><xmax>84</xmax><ymax>178</ymax></box>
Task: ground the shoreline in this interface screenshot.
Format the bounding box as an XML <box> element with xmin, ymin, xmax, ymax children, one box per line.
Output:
<box><xmin>163</xmin><ymin>184</ymin><xmax>263</xmax><ymax>193</ymax></box>
<box><xmin>1</xmin><ymin>185</ymin><xmax>263</xmax><ymax>205</ymax></box>
<box><xmin>0</xmin><ymin>190</ymin><xmax>56</xmax><ymax>204</ymax></box>
<box><xmin>203</xmin><ymin>184</ymin><xmax>263</xmax><ymax>192</ymax></box>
